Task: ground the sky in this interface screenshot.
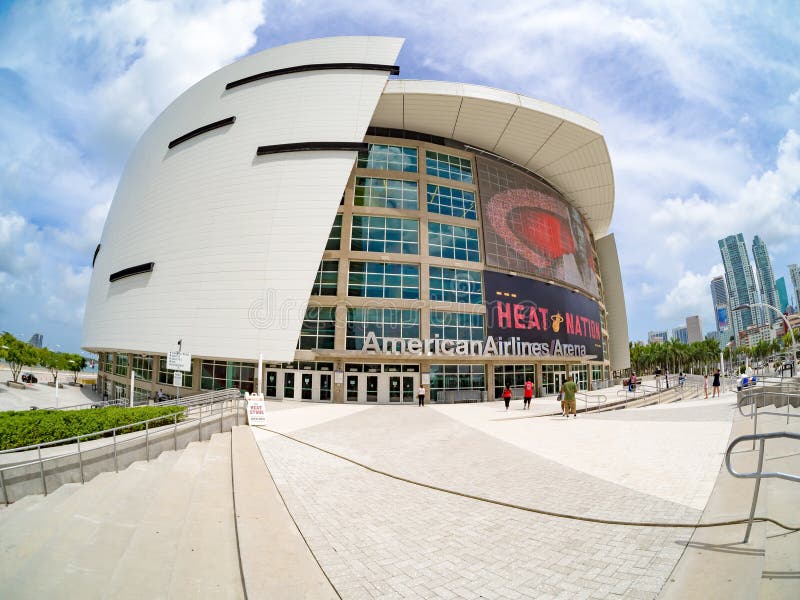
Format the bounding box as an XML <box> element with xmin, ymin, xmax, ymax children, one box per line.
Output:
<box><xmin>1</xmin><ymin>0</ymin><xmax>799</xmax><ymax>353</ymax></box>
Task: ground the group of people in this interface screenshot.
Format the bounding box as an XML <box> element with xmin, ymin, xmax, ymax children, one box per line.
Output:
<box><xmin>500</xmin><ymin>377</ymin><xmax>578</xmax><ymax>418</ymax></box>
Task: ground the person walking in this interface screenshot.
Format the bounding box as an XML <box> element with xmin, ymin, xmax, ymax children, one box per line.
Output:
<box><xmin>502</xmin><ymin>384</ymin><xmax>512</xmax><ymax>411</ymax></box>
<box><xmin>703</xmin><ymin>374</ymin><xmax>709</xmax><ymax>399</ymax></box>
<box><xmin>561</xmin><ymin>376</ymin><xmax>578</xmax><ymax>418</ymax></box>
<box><xmin>417</xmin><ymin>384</ymin><xmax>426</xmax><ymax>406</ymax></box>
<box><xmin>712</xmin><ymin>368</ymin><xmax>721</xmax><ymax>397</ymax></box>
<box><xmin>523</xmin><ymin>378</ymin><xmax>534</xmax><ymax>410</ymax></box>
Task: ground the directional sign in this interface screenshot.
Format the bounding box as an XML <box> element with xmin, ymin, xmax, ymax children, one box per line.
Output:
<box><xmin>167</xmin><ymin>351</ymin><xmax>192</xmax><ymax>372</ymax></box>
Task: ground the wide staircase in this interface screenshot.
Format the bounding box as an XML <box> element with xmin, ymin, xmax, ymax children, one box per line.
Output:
<box><xmin>0</xmin><ymin>426</ymin><xmax>337</xmax><ymax>599</ymax></box>
<box><xmin>659</xmin><ymin>381</ymin><xmax>800</xmax><ymax>599</ymax></box>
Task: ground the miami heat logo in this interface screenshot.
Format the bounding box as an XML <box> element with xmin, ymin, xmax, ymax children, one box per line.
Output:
<box><xmin>551</xmin><ymin>313</ymin><xmax>564</xmax><ymax>332</ymax></box>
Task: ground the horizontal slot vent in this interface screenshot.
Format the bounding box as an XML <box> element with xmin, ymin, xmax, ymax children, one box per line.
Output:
<box><xmin>226</xmin><ymin>63</ymin><xmax>400</xmax><ymax>90</ymax></box>
<box><xmin>168</xmin><ymin>116</ymin><xmax>236</xmax><ymax>149</ymax></box>
<box><xmin>256</xmin><ymin>142</ymin><xmax>368</xmax><ymax>156</ymax></box>
<box><xmin>109</xmin><ymin>262</ymin><xmax>154</xmax><ymax>282</ymax></box>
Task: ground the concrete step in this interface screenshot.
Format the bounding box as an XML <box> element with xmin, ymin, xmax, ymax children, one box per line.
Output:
<box><xmin>758</xmin><ymin>419</ymin><xmax>800</xmax><ymax>599</ymax></box>
<box><xmin>0</xmin><ymin>449</ymin><xmax>182</xmax><ymax>597</ymax></box>
<box><xmin>0</xmin><ymin>482</ymin><xmax>82</xmax><ymax>529</ymax></box>
<box><xmin>106</xmin><ymin>433</ymin><xmax>242</xmax><ymax>599</ymax></box>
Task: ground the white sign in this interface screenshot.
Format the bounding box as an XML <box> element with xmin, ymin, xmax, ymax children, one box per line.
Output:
<box><xmin>173</xmin><ymin>371</ymin><xmax>183</xmax><ymax>387</ymax></box>
<box><xmin>246</xmin><ymin>394</ymin><xmax>267</xmax><ymax>426</ymax></box>
<box><xmin>334</xmin><ymin>370</ymin><xmax>344</xmax><ymax>384</ymax></box>
<box><xmin>421</xmin><ymin>372</ymin><xmax>430</xmax><ymax>385</ymax></box>
<box><xmin>167</xmin><ymin>351</ymin><xmax>192</xmax><ymax>372</ymax></box>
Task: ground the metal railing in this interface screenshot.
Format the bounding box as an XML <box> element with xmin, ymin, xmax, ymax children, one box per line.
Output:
<box><xmin>736</xmin><ymin>387</ymin><xmax>800</xmax><ymax>453</ymax></box>
<box><xmin>575</xmin><ymin>390</ymin><xmax>608</xmax><ymax>412</ymax></box>
<box><xmin>725</xmin><ymin>431</ymin><xmax>800</xmax><ymax>543</ymax></box>
<box><xmin>0</xmin><ymin>393</ymin><xmax>245</xmax><ymax>505</ymax></box>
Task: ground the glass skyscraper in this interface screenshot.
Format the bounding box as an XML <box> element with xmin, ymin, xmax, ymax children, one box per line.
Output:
<box><xmin>718</xmin><ymin>233</ymin><xmax>761</xmax><ymax>342</ymax></box>
<box><xmin>790</xmin><ymin>264</ymin><xmax>800</xmax><ymax>312</ymax></box>
<box><xmin>751</xmin><ymin>235</ymin><xmax>779</xmax><ymax>325</ymax></box>
<box><xmin>776</xmin><ymin>277</ymin><xmax>789</xmax><ymax>313</ymax></box>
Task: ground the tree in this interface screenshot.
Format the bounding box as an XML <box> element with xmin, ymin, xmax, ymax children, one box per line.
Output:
<box><xmin>38</xmin><ymin>348</ymin><xmax>69</xmax><ymax>385</ymax></box>
<box><xmin>66</xmin><ymin>354</ymin><xmax>87</xmax><ymax>383</ymax></box>
<box><xmin>1</xmin><ymin>333</ymin><xmax>40</xmax><ymax>383</ymax></box>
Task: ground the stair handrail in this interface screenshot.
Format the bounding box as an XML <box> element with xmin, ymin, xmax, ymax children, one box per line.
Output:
<box><xmin>725</xmin><ymin>431</ymin><xmax>800</xmax><ymax>543</ymax></box>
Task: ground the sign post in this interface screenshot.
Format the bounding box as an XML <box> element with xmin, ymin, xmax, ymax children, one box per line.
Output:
<box><xmin>167</xmin><ymin>351</ymin><xmax>191</xmax><ymax>403</ymax></box>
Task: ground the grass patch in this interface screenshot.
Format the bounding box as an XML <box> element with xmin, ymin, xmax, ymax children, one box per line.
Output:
<box><xmin>0</xmin><ymin>406</ymin><xmax>186</xmax><ymax>450</ymax></box>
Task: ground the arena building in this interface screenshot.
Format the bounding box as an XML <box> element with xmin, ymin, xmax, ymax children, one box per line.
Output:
<box><xmin>83</xmin><ymin>36</ymin><xmax>630</xmax><ymax>404</ymax></box>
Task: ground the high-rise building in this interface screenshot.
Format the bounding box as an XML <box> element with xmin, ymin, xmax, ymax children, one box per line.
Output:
<box><xmin>648</xmin><ymin>330</ymin><xmax>668</xmax><ymax>344</ymax></box>
<box><xmin>671</xmin><ymin>326</ymin><xmax>688</xmax><ymax>344</ymax></box>
<box><xmin>686</xmin><ymin>315</ymin><xmax>703</xmax><ymax>343</ymax></box>
<box><xmin>776</xmin><ymin>277</ymin><xmax>790</xmax><ymax>313</ymax></box>
<box><xmin>751</xmin><ymin>235</ymin><xmax>779</xmax><ymax>325</ymax></box>
<box><xmin>709</xmin><ymin>275</ymin><xmax>730</xmax><ymax>339</ymax></box>
<box><xmin>719</xmin><ymin>233</ymin><xmax>761</xmax><ymax>342</ymax></box>
<box><xmin>28</xmin><ymin>333</ymin><xmax>43</xmax><ymax>348</ymax></box>
<box><xmin>790</xmin><ymin>264</ymin><xmax>800</xmax><ymax>312</ymax></box>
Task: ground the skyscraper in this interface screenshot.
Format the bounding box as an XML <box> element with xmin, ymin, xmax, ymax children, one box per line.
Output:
<box><xmin>671</xmin><ymin>326</ymin><xmax>688</xmax><ymax>344</ymax></box>
<box><xmin>752</xmin><ymin>235</ymin><xmax>779</xmax><ymax>325</ymax></box>
<box><xmin>790</xmin><ymin>264</ymin><xmax>800</xmax><ymax>311</ymax></box>
<box><xmin>776</xmin><ymin>277</ymin><xmax>789</xmax><ymax>313</ymax></box>
<box><xmin>719</xmin><ymin>233</ymin><xmax>761</xmax><ymax>342</ymax></box>
<box><xmin>686</xmin><ymin>315</ymin><xmax>703</xmax><ymax>343</ymax></box>
<box><xmin>709</xmin><ymin>275</ymin><xmax>729</xmax><ymax>338</ymax></box>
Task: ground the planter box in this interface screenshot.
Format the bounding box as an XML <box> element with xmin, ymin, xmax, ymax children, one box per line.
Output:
<box><xmin>6</xmin><ymin>381</ymin><xmax>26</xmax><ymax>389</ymax></box>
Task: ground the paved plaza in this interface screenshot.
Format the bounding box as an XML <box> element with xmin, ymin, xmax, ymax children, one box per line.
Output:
<box><xmin>250</xmin><ymin>392</ymin><xmax>748</xmax><ymax>599</ymax></box>
<box><xmin>2</xmin><ymin>386</ymin><xmax>797</xmax><ymax>599</ymax></box>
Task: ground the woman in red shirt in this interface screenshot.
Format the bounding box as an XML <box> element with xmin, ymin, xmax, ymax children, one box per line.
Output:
<box><xmin>502</xmin><ymin>385</ymin><xmax>512</xmax><ymax>411</ymax></box>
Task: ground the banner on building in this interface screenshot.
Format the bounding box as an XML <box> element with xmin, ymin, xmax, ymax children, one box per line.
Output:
<box><xmin>484</xmin><ymin>270</ymin><xmax>603</xmax><ymax>360</ymax></box>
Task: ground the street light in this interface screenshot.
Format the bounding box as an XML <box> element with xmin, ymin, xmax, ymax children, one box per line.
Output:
<box><xmin>733</xmin><ymin>302</ymin><xmax>797</xmax><ymax>377</ymax></box>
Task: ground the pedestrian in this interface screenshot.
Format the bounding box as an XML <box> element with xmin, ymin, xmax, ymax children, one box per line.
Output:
<box><xmin>703</xmin><ymin>374</ymin><xmax>708</xmax><ymax>399</ymax></box>
<box><xmin>502</xmin><ymin>384</ymin><xmax>512</xmax><ymax>411</ymax></box>
<box><xmin>561</xmin><ymin>376</ymin><xmax>578</xmax><ymax>418</ymax></box>
<box><xmin>678</xmin><ymin>372</ymin><xmax>686</xmax><ymax>387</ymax></box>
<box><xmin>523</xmin><ymin>378</ymin><xmax>533</xmax><ymax>410</ymax></box>
<box><xmin>417</xmin><ymin>384</ymin><xmax>426</xmax><ymax>406</ymax></box>
<box><xmin>712</xmin><ymin>368</ymin><xmax>721</xmax><ymax>397</ymax></box>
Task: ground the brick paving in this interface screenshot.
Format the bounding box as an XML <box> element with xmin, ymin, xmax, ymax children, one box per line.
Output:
<box><xmin>252</xmin><ymin>401</ymin><xmax>732</xmax><ymax>599</ymax></box>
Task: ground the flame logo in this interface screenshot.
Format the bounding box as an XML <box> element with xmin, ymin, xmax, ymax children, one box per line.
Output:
<box><xmin>551</xmin><ymin>313</ymin><xmax>564</xmax><ymax>332</ymax></box>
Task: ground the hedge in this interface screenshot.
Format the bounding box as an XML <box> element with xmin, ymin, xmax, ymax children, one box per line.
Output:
<box><xmin>0</xmin><ymin>406</ymin><xmax>186</xmax><ymax>450</ymax></box>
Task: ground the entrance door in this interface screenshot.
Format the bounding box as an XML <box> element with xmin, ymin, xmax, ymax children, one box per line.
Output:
<box><xmin>265</xmin><ymin>371</ymin><xmax>278</xmax><ymax>398</ymax></box>
<box><xmin>387</xmin><ymin>374</ymin><xmax>418</xmax><ymax>403</ymax></box>
<box><xmin>346</xmin><ymin>374</ymin><xmax>360</xmax><ymax>402</ymax></box>
<box><xmin>542</xmin><ymin>369</ymin><xmax>567</xmax><ymax>395</ymax></box>
<box><xmin>283</xmin><ymin>371</ymin><xmax>297</xmax><ymax>400</ymax></box>
<box><xmin>366</xmin><ymin>375</ymin><xmax>378</xmax><ymax>402</ymax></box>
<box><xmin>300</xmin><ymin>371</ymin><xmax>314</xmax><ymax>400</ymax></box>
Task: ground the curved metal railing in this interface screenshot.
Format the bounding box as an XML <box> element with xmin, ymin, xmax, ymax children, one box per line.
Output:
<box><xmin>725</xmin><ymin>431</ymin><xmax>800</xmax><ymax>543</ymax></box>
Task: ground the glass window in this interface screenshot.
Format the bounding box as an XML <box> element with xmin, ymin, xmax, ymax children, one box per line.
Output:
<box><xmin>354</xmin><ymin>177</ymin><xmax>418</xmax><ymax>210</ymax></box>
<box><xmin>348</xmin><ymin>261</ymin><xmax>419</xmax><ymax>299</ymax></box>
<box><xmin>350</xmin><ymin>215</ymin><xmax>419</xmax><ymax>255</ymax></box>
<box><xmin>346</xmin><ymin>308</ymin><xmax>420</xmax><ymax>350</ymax></box>
<box><xmin>357</xmin><ymin>144</ymin><xmax>417</xmax><ymax>172</ymax></box>
<box><xmin>493</xmin><ymin>364</ymin><xmax>536</xmax><ymax>399</ymax></box>
<box><xmin>102</xmin><ymin>352</ymin><xmax>113</xmax><ymax>373</ymax></box>
<box><xmin>298</xmin><ymin>306</ymin><xmax>336</xmax><ymax>350</ymax></box>
<box><xmin>429</xmin><ymin>364</ymin><xmax>485</xmax><ymax>402</ymax></box>
<box><xmin>311</xmin><ymin>260</ymin><xmax>338</xmax><ymax>296</ymax></box>
<box><xmin>428</xmin><ymin>221</ymin><xmax>480</xmax><ymax>262</ymax></box>
<box><xmin>132</xmin><ymin>354</ymin><xmax>153</xmax><ymax>381</ymax></box>
<box><xmin>429</xmin><ymin>266</ymin><xmax>482</xmax><ymax>304</ymax></box>
<box><xmin>429</xmin><ymin>311</ymin><xmax>484</xmax><ymax>342</ymax></box>
<box><xmin>325</xmin><ymin>214</ymin><xmax>342</xmax><ymax>251</ymax></box>
<box><xmin>115</xmin><ymin>353</ymin><xmax>128</xmax><ymax>376</ymax></box>
<box><xmin>425</xmin><ymin>150</ymin><xmax>473</xmax><ymax>183</ymax></box>
<box><xmin>158</xmin><ymin>356</ymin><xmax>194</xmax><ymax>388</ymax></box>
<box><xmin>427</xmin><ymin>184</ymin><xmax>477</xmax><ymax>220</ymax></box>
<box><xmin>200</xmin><ymin>360</ymin><xmax>255</xmax><ymax>394</ymax></box>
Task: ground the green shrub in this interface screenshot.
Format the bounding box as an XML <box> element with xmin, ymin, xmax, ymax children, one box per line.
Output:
<box><xmin>0</xmin><ymin>406</ymin><xmax>186</xmax><ymax>450</ymax></box>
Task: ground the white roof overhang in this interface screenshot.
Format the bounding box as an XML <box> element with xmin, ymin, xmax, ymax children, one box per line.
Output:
<box><xmin>371</xmin><ymin>80</ymin><xmax>614</xmax><ymax>237</ymax></box>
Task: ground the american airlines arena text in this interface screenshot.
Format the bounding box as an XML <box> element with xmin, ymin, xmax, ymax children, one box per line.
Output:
<box><xmin>83</xmin><ymin>37</ymin><xmax>630</xmax><ymax>404</ymax></box>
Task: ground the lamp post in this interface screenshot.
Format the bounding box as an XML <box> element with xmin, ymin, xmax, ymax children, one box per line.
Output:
<box><xmin>733</xmin><ymin>302</ymin><xmax>797</xmax><ymax>377</ymax></box>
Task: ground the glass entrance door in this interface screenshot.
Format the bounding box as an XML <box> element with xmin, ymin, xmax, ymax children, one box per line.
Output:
<box><xmin>366</xmin><ymin>375</ymin><xmax>378</xmax><ymax>402</ymax></box>
<box><xmin>542</xmin><ymin>364</ymin><xmax>567</xmax><ymax>395</ymax></box>
<box><xmin>300</xmin><ymin>371</ymin><xmax>313</xmax><ymax>400</ymax></box>
<box><xmin>265</xmin><ymin>371</ymin><xmax>278</xmax><ymax>398</ymax></box>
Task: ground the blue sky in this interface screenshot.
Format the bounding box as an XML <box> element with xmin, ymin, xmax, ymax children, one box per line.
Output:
<box><xmin>1</xmin><ymin>0</ymin><xmax>799</xmax><ymax>352</ymax></box>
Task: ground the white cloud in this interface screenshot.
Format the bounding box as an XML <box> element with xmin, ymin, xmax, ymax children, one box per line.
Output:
<box><xmin>656</xmin><ymin>264</ymin><xmax>724</xmax><ymax>322</ymax></box>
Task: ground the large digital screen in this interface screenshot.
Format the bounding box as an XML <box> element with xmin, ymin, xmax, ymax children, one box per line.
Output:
<box><xmin>477</xmin><ymin>156</ymin><xmax>600</xmax><ymax>298</ymax></box>
<box><xmin>485</xmin><ymin>270</ymin><xmax>604</xmax><ymax>360</ymax></box>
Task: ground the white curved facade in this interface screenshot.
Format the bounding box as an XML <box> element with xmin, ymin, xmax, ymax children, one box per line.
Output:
<box><xmin>84</xmin><ymin>36</ymin><xmax>630</xmax><ymax>403</ymax></box>
<box><xmin>83</xmin><ymin>36</ymin><xmax>404</xmax><ymax>361</ymax></box>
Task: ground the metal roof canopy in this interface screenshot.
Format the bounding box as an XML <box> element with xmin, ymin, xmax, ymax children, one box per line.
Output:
<box><xmin>371</xmin><ymin>80</ymin><xmax>614</xmax><ymax>237</ymax></box>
